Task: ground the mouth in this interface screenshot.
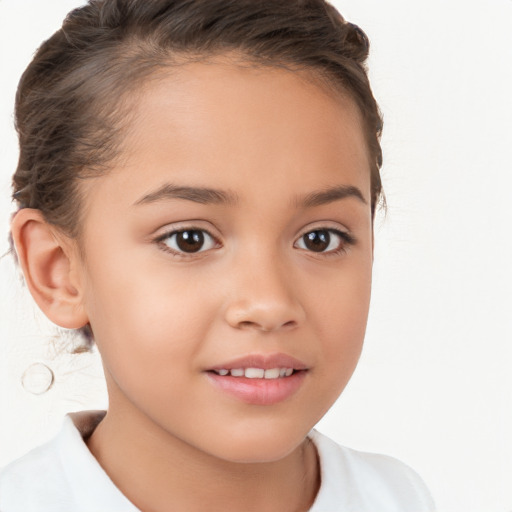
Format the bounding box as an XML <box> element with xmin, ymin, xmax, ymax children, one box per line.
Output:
<box><xmin>205</xmin><ymin>354</ymin><xmax>309</xmax><ymax>405</ymax></box>
<box><xmin>209</xmin><ymin>367</ymin><xmax>296</xmax><ymax>379</ymax></box>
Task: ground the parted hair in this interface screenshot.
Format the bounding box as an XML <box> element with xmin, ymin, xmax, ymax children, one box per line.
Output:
<box><xmin>12</xmin><ymin>0</ymin><xmax>383</xmax><ymax>239</ymax></box>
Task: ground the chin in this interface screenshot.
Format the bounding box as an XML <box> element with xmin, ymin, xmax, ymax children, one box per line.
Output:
<box><xmin>207</xmin><ymin>426</ymin><xmax>310</xmax><ymax>464</ymax></box>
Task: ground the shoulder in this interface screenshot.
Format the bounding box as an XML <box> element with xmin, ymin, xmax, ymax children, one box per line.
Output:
<box><xmin>309</xmin><ymin>430</ymin><xmax>436</xmax><ymax>512</ymax></box>
<box><xmin>0</xmin><ymin>411</ymin><xmax>138</xmax><ymax>512</ymax></box>
<box><xmin>0</xmin><ymin>424</ymin><xmax>75</xmax><ymax>512</ymax></box>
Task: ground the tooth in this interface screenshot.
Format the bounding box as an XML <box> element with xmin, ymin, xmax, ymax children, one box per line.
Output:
<box><xmin>245</xmin><ymin>368</ymin><xmax>265</xmax><ymax>379</ymax></box>
<box><xmin>279</xmin><ymin>368</ymin><xmax>287</xmax><ymax>377</ymax></box>
<box><xmin>217</xmin><ymin>369</ymin><xmax>229</xmax><ymax>376</ymax></box>
<box><xmin>264</xmin><ymin>368</ymin><xmax>280</xmax><ymax>379</ymax></box>
<box><xmin>285</xmin><ymin>368</ymin><xmax>293</xmax><ymax>377</ymax></box>
<box><xmin>230</xmin><ymin>368</ymin><xmax>244</xmax><ymax>377</ymax></box>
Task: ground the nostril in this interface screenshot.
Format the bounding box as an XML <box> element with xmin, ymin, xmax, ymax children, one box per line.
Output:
<box><xmin>237</xmin><ymin>320</ymin><xmax>275</xmax><ymax>332</ymax></box>
<box><xmin>236</xmin><ymin>319</ymin><xmax>297</xmax><ymax>332</ymax></box>
<box><xmin>238</xmin><ymin>320</ymin><xmax>256</xmax><ymax>330</ymax></box>
<box><xmin>225</xmin><ymin>299</ymin><xmax>305</xmax><ymax>332</ymax></box>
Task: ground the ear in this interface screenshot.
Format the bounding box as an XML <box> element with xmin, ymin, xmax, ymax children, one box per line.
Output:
<box><xmin>10</xmin><ymin>209</ymin><xmax>89</xmax><ymax>329</ymax></box>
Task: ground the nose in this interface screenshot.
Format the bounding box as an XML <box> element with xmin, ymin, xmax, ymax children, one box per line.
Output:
<box><xmin>224</xmin><ymin>255</ymin><xmax>305</xmax><ymax>333</ymax></box>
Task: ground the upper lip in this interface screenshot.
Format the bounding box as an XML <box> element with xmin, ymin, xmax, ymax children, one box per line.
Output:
<box><xmin>207</xmin><ymin>353</ymin><xmax>309</xmax><ymax>371</ymax></box>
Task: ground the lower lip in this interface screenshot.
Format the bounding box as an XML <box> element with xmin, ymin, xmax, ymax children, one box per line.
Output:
<box><xmin>206</xmin><ymin>371</ymin><xmax>307</xmax><ymax>405</ymax></box>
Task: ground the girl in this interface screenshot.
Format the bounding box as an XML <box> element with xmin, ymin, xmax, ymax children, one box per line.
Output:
<box><xmin>0</xmin><ymin>0</ymin><xmax>435</xmax><ymax>510</ymax></box>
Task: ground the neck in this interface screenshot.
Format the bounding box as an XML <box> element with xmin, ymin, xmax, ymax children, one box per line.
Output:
<box><xmin>86</xmin><ymin>402</ymin><xmax>320</xmax><ymax>512</ymax></box>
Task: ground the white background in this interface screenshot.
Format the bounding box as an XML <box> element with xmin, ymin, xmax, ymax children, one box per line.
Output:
<box><xmin>1</xmin><ymin>1</ymin><xmax>511</xmax><ymax>511</ymax></box>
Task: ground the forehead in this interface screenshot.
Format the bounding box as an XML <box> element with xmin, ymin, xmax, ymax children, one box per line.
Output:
<box><xmin>86</xmin><ymin>59</ymin><xmax>371</xmax><ymax>211</ymax></box>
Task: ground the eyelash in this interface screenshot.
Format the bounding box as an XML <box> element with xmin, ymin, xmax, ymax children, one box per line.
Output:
<box><xmin>294</xmin><ymin>228</ymin><xmax>356</xmax><ymax>257</ymax></box>
<box><xmin>155</xmin><ymin>227</ymin><xmax>219</xmax><ymax>257</ymax></box>
<box><xmin>155</xmin><ymin>226</ymin><xmax>355</xmax><ymax>258</ymax></box>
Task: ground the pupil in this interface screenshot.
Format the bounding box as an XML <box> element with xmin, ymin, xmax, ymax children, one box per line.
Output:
<box><xmin>304</xmin><ymin>230</ymin><xmax>330</xmax><ymax>252</ymax></box>
<box><xmin>176</xmin><ymin>230</ymin><xmax>204</xmax><ymax>252</ymax></box>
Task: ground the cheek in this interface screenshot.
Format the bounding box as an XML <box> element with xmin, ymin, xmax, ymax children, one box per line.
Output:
<box><xmin>84</xmin><ymin>266</ymin><xmax>214</xmax><ymax>417</ymax></box>
<box><xmin>81</xmin><ymin>247</ymin><xmax>221</xmax><ymax>377</ymax></box>
<box><xmin>310</xmin><ymin>257</ymin><xmax>372</xmax><ymax>379</ymax></box>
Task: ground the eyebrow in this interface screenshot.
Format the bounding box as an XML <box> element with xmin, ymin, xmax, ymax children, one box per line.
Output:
<box><xmin>133</xmin><ymin>182</ymin><xmax>366</xmax><ymax>208</ymax></box>
<box><xmin>134</xmin><ymin>184</ymin><xmax>238</xmax><ymax>206</ymax></box>
<box><xmin>297</xmin><ymin>185</ymin><xmax>367</xmax><ymax>208</ymax></box>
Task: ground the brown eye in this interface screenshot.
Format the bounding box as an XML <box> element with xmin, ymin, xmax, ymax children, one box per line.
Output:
<box><xmin>303</xmin><ymin>230</ymin><xmax>330</xmax><ymax>252</ymax></box>
<box><xmin>295</xmin><ymin>228</ymin><xmax>353</xmax><ymax>254</ymax></box>
<box><xmin>176</xmin><ymin>230</ymin><xmax>204</xmax><ymax>252</ymax></box>
<box><xmin>161</xmin><ymin>229</ymin><xmax>216</xmax><ymax>254</ymax></box>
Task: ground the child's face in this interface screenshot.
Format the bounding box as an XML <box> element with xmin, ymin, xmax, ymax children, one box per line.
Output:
<box><xmin>75</xmin><ymin>59</ymin><xmax>373</xmax><ymax>462</ymax></box>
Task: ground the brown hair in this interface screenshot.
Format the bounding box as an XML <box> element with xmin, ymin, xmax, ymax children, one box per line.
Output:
<box><xmin>12</xmin><ymin>0</ymin><xmax>383</xmax><ymax>239</ymax></box>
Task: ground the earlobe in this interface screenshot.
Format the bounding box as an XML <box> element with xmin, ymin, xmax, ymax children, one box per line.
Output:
<box><xmin>10</xmin><ymin>209</ymin><xmax>89</xmax><ymax>330</ymax></box>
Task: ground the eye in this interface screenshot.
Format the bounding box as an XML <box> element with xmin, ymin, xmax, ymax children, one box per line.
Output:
<box><xmin>158</xmin><ymin>229</ymin><xmax>217</xmax><ymax>254</ymax></box>
<box><xmin>295</xmin><ymin>228</ymin><xmax>353</xmax><ymax>254</ymax></box>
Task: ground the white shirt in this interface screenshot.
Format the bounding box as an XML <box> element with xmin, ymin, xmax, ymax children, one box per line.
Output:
<box><xmin>0</xmin><ymin>411</ymin><xmax>435</xmax><ymax>511</ymax></box>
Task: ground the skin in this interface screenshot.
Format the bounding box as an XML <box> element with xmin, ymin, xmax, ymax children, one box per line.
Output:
<box><xmin>12</xmin><ymin>59</ymin><xmax>374</xmax><ymax>512</ymax></box>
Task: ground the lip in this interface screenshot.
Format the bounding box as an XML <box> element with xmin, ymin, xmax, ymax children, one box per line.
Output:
<box><xmin>205</xmin><ymin>353</ymin><xmax>309</xmax><ymax>406</ymax></box>
<box><xmin>207</xmin><ymin>353</ymin><xmax>309</xmax><ymax>372</ymax></box>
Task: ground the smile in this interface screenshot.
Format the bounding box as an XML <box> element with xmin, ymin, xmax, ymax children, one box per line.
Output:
<box><xmin>206</xmin><ymin>353</ymin><xmax>308</xmax><ymax>405</ymax></box>
<box><xmin>212</xmin><ymin>368</ymin><xmax>295</xmax><ymax>379</ymax></box>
